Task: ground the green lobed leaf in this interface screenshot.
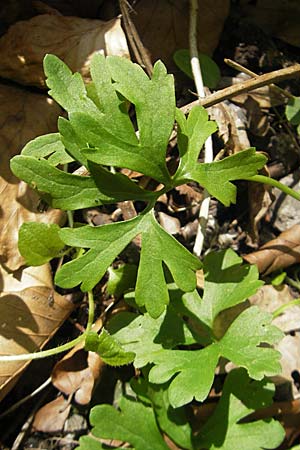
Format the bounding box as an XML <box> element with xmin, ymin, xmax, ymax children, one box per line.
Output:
<box><xmin>56</xmin><ymin>211</ymin><xmax>201</xmax><ymax>317</ymax></box>
<box><xmin>90</xmin><ymin>53</ymin><xmax>138</xmax><ymax>144</ymax></box>
<box><xmin>189</xmin><ymin>148</ymin><xmax>267</xmax><ymax>206</ymax></box>
<box><xmin>87</xmin><ymin>396</ymin><xmax>169</xmax><ymax>450</ymax></box>
<box><xmin>132</xmin><ymin>377</ymin><xmax>193</xmax><ymax>450</ymax></box>
<box><xmin>148</xmin><ymin>306</ymin><xmax>283</xmax><ymax>407</ymax></box>
<box><xmin>58</xmin><ymin>117</ymin><xmax>88</xmax><ymax>166</ymax></box>
<box><xmin>195</xmin><ymin>368</ymin><xmax>285</xmax><ymax>450</ymax></box>
<box><xmin>56</xmin><ymin>215</ymin><xmax>142</xmax><ymax>291</ymax></box>
<box><xmin>175</xmin><ymin>106</ymin><xmax>217</xmax><ymax>176</ymax></box>
<box><xmin>18</xmin><ymin>222</ymin><xmax>65</xmax><ymax>266</ymax></box>
<box><xmin>135</xmin><ymin>212</ymin><xmax>201</xmax><ymax>318</ymax></box>
<box><xmin>173</xmin><ymin>49</ymin><xmax>221</xmax><ymax>88</ymax></box>
<box><xmin>88</xmin><ymin>161</ymin><xmax>156</xmax><ymax>201</ymax></box>
<box><xmin>84</xmin><ymin>329</ymin><xmax>135</xmax><ymax>366</ymax></box>
<box><xmin>108</xmin><ymin>308</ymin><xmax>197</xmax><ymax>368</ymax></box>
<box><xmin>43</xmin><ymin>54</ymin><xmax>99</xmax><ymax>115</ymax></box>
<box><xmin>21</xmin><ymin>133</ymin><xmax>73</xmax><ymax>166</ymax></box>
<box><xmin>10</xmin><ymin>156</ymin><xmax>152</xmax><ymax>210</ymax></box>
<box><xmin>107</xmin><ymin>57</ymin><xmax>175</xmax><ymax>155</ymax></box>
<box><xmin>198</xmin><ymin>249</ymin><xmax>263</xmax><ymax>328</ymax></box>
<box><xmin>70</xmin><ymin>111</ymin><xmax>171</xmax><ymax>184</ymax></box>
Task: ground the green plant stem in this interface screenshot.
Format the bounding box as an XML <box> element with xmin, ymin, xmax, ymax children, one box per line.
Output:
<box><xmin>0</xmin><ymin>290</ymin><xmax>95</xmax><ymax>362</ymax></box>
<box><xmin>272</xmin><ymin>298</ymin><xmax>300</xmax><ymax>319</ymax></box>
<box><xmin>245</xmin><ymin>175</ymin><xmax>300</xmax><ymax>201</ymax></box>
<box><xmin>86</xmin><ymin>290</ymin><xmax>95</xmax><ymax>333</ymax></box>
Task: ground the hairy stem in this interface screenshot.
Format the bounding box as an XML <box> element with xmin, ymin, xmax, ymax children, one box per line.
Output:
<box><xmin>0</xmin><ymin>290</ymin><xmax>95</xmax><ymax>362</ymax></box>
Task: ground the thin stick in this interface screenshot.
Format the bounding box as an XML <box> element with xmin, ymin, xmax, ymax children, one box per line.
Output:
<box><xmin>181</xmin><ymin>64</ymin><xmax>300</xmax><ymax>114</ymax></box>
<box><xmin>119</xmin><ymin>0</ymin><xmax>153</xmax><ymax>76</ymax></box>
<box><xmin>224</xmin><ymin>58</ymin><xmax>294</xmax><ymax>100</ymax></box>
<box><xmin>189</xmin><ymin>0</ymin><xmax>213</xmax><ymax>257</ymax></box>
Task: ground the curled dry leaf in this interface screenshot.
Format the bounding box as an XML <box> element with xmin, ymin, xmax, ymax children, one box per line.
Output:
<box><xmin>52</xmin><ymin>348</ymin><xmax>104</xmax><ymax>405</ymax></box>
<box><xmin>133</xmin><ymin>0</ymin><xmax>230</xmax><ymax>69</ymax></box>
<box><xmin>0</xmin><ymin>264</ymin><xmax>74</xmax><ymax>402</ymax></box>
<box><xmin>243</xmin><ymin>224</ymin><xmax>300</xmax><ymax>275</ymax></box>
<box><xmin>32</xmin><ymin>394</ymin><xmax>71</xmax><ymax>433</ymax></box>
<box><xmin>0</xmin><ymin>15</ymin><xmax>129</xmax><ymax>87</ymax></box>
<box><xmin>0</xmin><ymin>83</ymin><xmax>64</xmax><ymax>271</ymax></box>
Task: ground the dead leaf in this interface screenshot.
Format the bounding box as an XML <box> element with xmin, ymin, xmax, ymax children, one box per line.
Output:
<box><xmin>248</xmin><ymin>166</ymin><xmax>273</xmax><ymax>241</ymax></box>
<box><xmin>243</xmin><ymin>224</ymin><xmax>300</xmax><ymax>275</ymax></box>
<box><xmin>133</xmin><ymin>0</ymin><xmax>230</xmax><ymax>68</ymax></box>
<box><xmin>52</xmin><ymin>348</ymin><xmax>104</xmax><ymax>405</ymax></box>
<box><xmin>208</xmin><ymin>101</ymin><xmax>250</xmax><ymax>154</ymax></box>
<box><xmin>277</xmin><ymin>334</ymin><xmax>300</xmax><ymax>398</ymax></box>
<box><xmin>158</xmin><ymin>212</ymin><xmax>181</xmax><ymax>235</ymax></box>
<box><xmin>32</xmin><ymin>395</ymin><xmax>71</xmax><ymax>433</ymax></box>
<box><xmin>0</xmin><ymin>15</ymin><xmax>129</xmax><ymax>87</ymax></box>
<box><xmin>0</xmin><ymin>83</ymin><xmax>64</xmax><ymax>271</ymax></box>
<box><xmin>240</xmin><ymin>0</ymin><xmax>300</xmax><ymax>48</ymax></box>
<box><xmin>0</xmin><ymin>264</ymin><xmax>74</xmax><ymax>402</ymax></box>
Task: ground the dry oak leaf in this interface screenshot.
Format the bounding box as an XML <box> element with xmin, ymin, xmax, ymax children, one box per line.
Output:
<box><xmin>0</xmin><ymin>15</ymin><xmax>129</xmax><ymax>88</ymax></box>
<box><xmin>32</xmin><ymin>394</ymin><xmax>71</xmax><ymax>433</ymax></box>
<box><xmin>243</xmin><ymin>224</ymin><xmax>300</xmax><ymax>275</ymax></box>
<box><xmin>0</xmin><ymin>83</ymin><xmax>64</xmax><ymax>271</ymax></box>
<box><xmin>133</xmin><ymin>0</ymin><xmax>230</xmax><ymax>69</ymax></box>
<box><xmin>0</xmin><ymin>264</ymin><xmax>74</xmax><ymax>402</ymax></box>
<box><xmin>52</xmin><ymin>348</ymin><xmax>104</xmax><ymax>405</ymax></box>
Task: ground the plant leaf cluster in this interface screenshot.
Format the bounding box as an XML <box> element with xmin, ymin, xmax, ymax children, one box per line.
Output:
<box><xmin>9</xmin><ymin>54</ymin><xmax>286</xmax><ymax>449</ymax></box>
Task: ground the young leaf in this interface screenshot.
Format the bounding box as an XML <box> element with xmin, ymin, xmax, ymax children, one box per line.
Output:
<box><xmin>84</xmin><ymin>329</ymin><xmax>135</xmax><ymax>366</ymax></box>
<box><xmin>43</xmin><ymin>54</ymin><xmax>99</xmax><ymax>115</ymax></box>
<box><xmin>198</xmin><ymin>249</ymin><xmax>263</xmax><ymax>328</ymax></box>
<box><xmin>132</xmin><ymin>377</ymin><xmax>193</xmax><ymax>450</ymax></box>
<box><xmin>148</xmin><ymin>306</ymin><xmax>283</xmax><ymax>407</ymax></box>
<box><xmin>21</xmin><ymin>133</ymin><xmax>73</xmax><ymax>166</ymax></box>
<box><xmin>18</xmin><ymin>222</ymin><xmax>65</xmax><ymax>266</ymax></box>
<box><xmin>195</xmin><ymin>369</ymin><xmax>285</xmax><ymax>450</ymax></box>
<box><xmin>174</xmin><ymin>49</ymin><xmax>221</xmax><ymax>89</ymax></box>
<box><xmin>56</xmin><ymin>211</ymin><xmax>201</xmax><ymax>318</ymax></box>
<box><xmin>87</xmin><ymin>396</ymin><xmax>170</xmax><ymax>450</ymax></box>
<box><xmin>190</xmin><ymin>148</ymin><xmax>267</xmax><ymax>206</ymax></box>
<box><xmin>58</xmin><ymin>117</ymin><xmax>88</xmax><ymax>166</ymax></box>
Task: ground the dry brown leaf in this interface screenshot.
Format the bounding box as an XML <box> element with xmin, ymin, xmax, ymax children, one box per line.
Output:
<box><xmin>208</xmin><ymin>101</ymin><xmax>250</xmax><ymax>154</ymax></box>
<box><xmin>0</xmin><ymin>83</ymin><xmax>64</xmax><ymax>271</ymax></box>
<box><xmin>243</xmin><ymin>224</ymin><xmax>300</xmax><ymax>275</ymax></box>
<box><xmin>32</xmin><ymin>394</ymin><xmax>71</xmax><ymax>433</ymax></box>
<box><xmin>133</xmin><ymin>0</ymin><xmax>230</xmax><ymax>68</ymax></box>
<box><xmin>158</xmin><ymin>212</ymin><xmax>181</xmax><ymax>235</ymax></box>
<box><xmin>0</xmin><ymin>264</ymin><xmax>74</xmax><ymax>402</ymax></box>
<box><xmin>240</xmin><ymin>0</ymin><xmax>300</xmax><ymax>48</ymax></box>
<box><xmin>52</xmin><ymin>348</ymin><xmax>104</xmax><ymax>405</ymax></box>
<box><xmin>248</xmin><ymin>166</ymin><xmax>273</xmax><ymax>241</ymax></box>
<box><xmin>0</xmin><ymin>15</ymin><xmax>129</xmax><ymax>88</ymax></box>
